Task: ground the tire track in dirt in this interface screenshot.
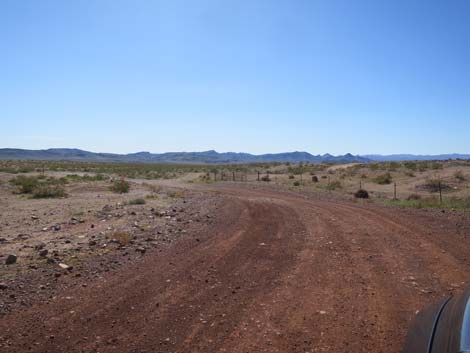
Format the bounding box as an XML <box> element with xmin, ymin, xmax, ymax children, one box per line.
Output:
<box><xmin>1</xmin><ymin>185</ymin><xmax>470</xmax><ymax>353</ymax></box>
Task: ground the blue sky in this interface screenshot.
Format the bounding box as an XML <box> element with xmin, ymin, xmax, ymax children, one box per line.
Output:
<box><xmin>1</xmin><ymin>0</ymin><xmax>469</xmax><ymax>155</ymax></box>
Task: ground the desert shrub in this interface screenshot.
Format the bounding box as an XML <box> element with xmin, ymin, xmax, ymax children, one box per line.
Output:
<box><xmin>321</xmin><ymin>175</ymin><xmax>327</xmax><ymax>179</ymax></box>
<box><xmin>326</xmin><ymin>181</ymin><xmax>342</xmax><ymax>190</ymax></box>
<box><xmin>404</xmin><ymin>171</ymin><xmax>415</xmax><ymax>177</ymax></box>
<box><xmin>110</xmin><ymin>231</ymin><xmax>131</xmax><ymax>246</ymax></box>
<box><xmin>387</xmin><ymin>162</ymin><xmax>399</xmax><ymax>171</ymax></box>
<box><xmin>354</xmin><ymin>189</ymin><xmax>369</xmax><ymax>199</ymax></box>
<box><xmin>145</xmin><ymin>183</ymin><xmax>163</xmax><ymax>193</ymax></box>
<box><xmin>293</xmin><ymin>181</ymin><xmax>300</xmax><ymax>186</ymax></box>
<box><xmin>288</xmin><ymin>175</ymin><xmax>295</xmax><ymax>179</ymax></box>
<box><xmin>167</xmin><ymin>189</ymin><xmax>185</xmax><ymax>198</ymax></box>
<box><xmin>389</xmin><ymin>196</ymin><xmax>470</xmax><ymax>210</ymax></box>
<box><xmin>128</xmin><ymin>198</ymin><xmax>146</xmax><ymax>205</ymax></box>
<box><xmin>430</xmin><ymin>162</ymin><xmax>443</xmax><ymax>170</ymax></box>
<box><xmin>420</xmin><ymin>179</ymin><xmax>450</xmax><ymax>193</ymax></box>
<box><xmin>9</xmin><ymin>176</ymin><xmax>39</xmax><ymax>194</ymax></box>
<box><xmin>261</xmin><ymin>175</ymin><xmax>271</xmax><ymax>182</ymax></box>
<box><xmin>110</xmin><ymin>179</ymin><xmax>130</xmax><ymax>193</ymax></box>
<box><xmin>374</xmin><ymin>173</ymin><xmax>392</xmax><ymax>185</ymax></box>
<box><xmin>32</xmin><ymin>184</ymin><xmax>66</xmax><ymax>198</ymax></box>
<box><xmin>311</xmin><ymin>175</ymin><xmax>319</xmax><ymax>182</ymax></box>
<box><xmin>404</xmin><ymin>161</ymin><xmax>417</xmax><ymax>171</ymax></box>
<box><xmin>197</xmin><ymin>174</ymin><xmax>211</xmax><ymax>182</ymax></box>
<box><xmin>407</xmin><ymin>193</ymin><xmax>422</xmax><ymax>200</ymax></box>
<box><xmin>454</xmin><ymin>170</ymin><xmax>466</xmax><ymax>181</ymax></box>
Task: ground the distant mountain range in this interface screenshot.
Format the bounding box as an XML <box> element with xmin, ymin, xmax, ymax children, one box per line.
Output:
<box><xmin>0</xmin><ymin>148</ymin><xmax>468</xmax><ymax>164</ymax></box>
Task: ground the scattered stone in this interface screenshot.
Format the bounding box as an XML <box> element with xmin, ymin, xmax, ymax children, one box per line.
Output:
<box><xmin>38</xmin><ymin>249</ymin><xmax>48</xmax><ymax>257</ymax></box>
<box><xmin>31</xmin><ymin>215</ymin><xmax>39</xmax><ymax>220</ymax></box>
<box><xmin>52</xmin><ymin>224</ymin><xmax>61</xmax><ymax>231</ymax></box>
<box><xmin>58</xmin><ymin>263</ymin><xmax>72</xmax><ymax>271</ymax></box>
<box><xmin>88</xmin><ymin>240</ymin><xmax>97</xmax><ymax>246</ymax></box>
<box><xmin>0</xmin><ymin>283</ymin><xmax>8</xmax><ymax>290</ymax></box>
<box><xmin>136</xmin><ymin>247</ymin><xmax>146</xmax><ymax>254</ymax></box>
<box><xmin>5</xmin><ymin>254</ymin><xmax>17</xmax><ymax>265</ymax></box>
<box><xmin>34</xmin><ymin>243</ymin><xmax>46</xmax><ymax>250</ymax></box>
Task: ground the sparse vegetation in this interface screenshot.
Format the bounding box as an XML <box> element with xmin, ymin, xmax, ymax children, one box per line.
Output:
<box><xmin>454</xmin><ymin>170</ymin><xmax>466</xmax><ymax>181</ymax></box>
<box><xmin>110</xmin><ymin>179</ymin><xmax>130</xmax><ymax>193</ymax></box>
<box><xmin>354</xmin><ymin>189</ymin><xmax>369</xmax><ymax>199</ymax></box>
<box><xmin>128</xmin><ymin>198</ymin><xmax>146</xmax><ymax>205</ymax></box>
<box><xmin>9</xmin><ymin>175</ymin><xmax>40</xmax><ymax>194</ymax></box>
<box><xmin>9</xmin><ymin>175</ymin><xmax>67</xmax><ymax>198</ymax></box>
<box><xmin>374</xmin><ymin>173</ymin><xmax>392</xmax><ymax>185</ymax></box>
<box><xmin>109</xmin><ymin>231</ymin><xmax>131</xmax><ymax>246</ymax></box>
<box><xmin>420</xmin><ymin>178</ymin><xmax>449</xmax><ymax>193</ymax></box>
<box><xmin>293</xmin><ymin>180</ymin><xmax>300</xmax><ymax>186</ymax></box>
<box><xmin>32</xmin><ymin>184</ymin><xmax>66</xmax><ymax>198</ymax></box>
<box><xmin>326</xmin><ymin>181</ymin><xmax>342</xmax><ymax>190</ymax></box>
<box><xmin>261</xmin><ymin>175</ymin><xmax>271</xmax><ymax>182</ymax></box>
<box><xmin>387</xmin><ymin>196</ymin><xmax>470</xmax><ymax>210</ymax></box>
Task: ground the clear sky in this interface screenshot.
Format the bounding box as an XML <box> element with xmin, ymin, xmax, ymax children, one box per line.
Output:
<box><xmin>1</xmin><ymin>0</ymin><xmax>469</xmax><ymax>155</ymax></box>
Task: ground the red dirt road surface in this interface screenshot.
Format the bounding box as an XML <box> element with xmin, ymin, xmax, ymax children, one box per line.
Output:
<box><xmin>1</xmin><ymin>185</ymin><xmax>470</xmax><ymax>353</ymax></box>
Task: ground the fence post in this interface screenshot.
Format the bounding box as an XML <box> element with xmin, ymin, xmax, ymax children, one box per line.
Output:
<box><xmin>257</xmin><ymin>171</ymin><xmax>260</xmax><ymax>181</ymax></box>
<box><xmin>439</xmin><ymin>181</ymin><xmax>442</xmax><ymax>204</ymax></box>
<box><xmin>232</xmin><ymin>171</ymin><xmax>235</xmax><ymax>182</ymax></box>
<box><xmin>394</xmin><ymin>182</ymin><xmax>397</xmax><ymax>200</ymax></box>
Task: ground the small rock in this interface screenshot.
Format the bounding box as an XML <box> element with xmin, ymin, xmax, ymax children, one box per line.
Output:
<box><xmin>52</xmin><ymin>224</ymin><xmax>61</xmax><ymax>231</ymax></box>
<box><xmin>5</xmin><ymin>254</ymin><xmax>17</xmax><ymax>265</ymax></box>
<box><xmin>136</xmin><ymin>247</ymin><xmax>146</xmax><ymax>254</ymax></box>
<box><xmin>0</xmin><ymin>283</ymin><xmax>8</xmax><ymax>290</ymax></box>
<box><xmin>38</xmin><ymin>249</ymin><xmax>48</xmax><ymax>257</ymax></box>
<box><xmin>58</xmin><ymin>263</ymin><xmax>72</xmax><ymax>271</ymax></box>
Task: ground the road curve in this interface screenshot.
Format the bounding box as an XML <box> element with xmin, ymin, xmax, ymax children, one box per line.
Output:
<box><xmin>1</xmin><ymin>185</ymin><xmax>469</xmax><ymax>353</ymax></box>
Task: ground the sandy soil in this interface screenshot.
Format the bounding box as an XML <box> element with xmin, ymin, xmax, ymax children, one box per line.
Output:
<box><xmin>1</xmin><ymin>182</ymin><xmax>470</xmax><ymax>353</ymax></box>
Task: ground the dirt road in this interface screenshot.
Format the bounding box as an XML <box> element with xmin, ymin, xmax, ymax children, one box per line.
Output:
<box><xmin>1</xmin><ymin>185</ymin><xmax>469</xmax><ymax>353</ymax></box>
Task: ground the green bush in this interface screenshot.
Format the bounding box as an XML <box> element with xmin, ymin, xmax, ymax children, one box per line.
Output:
<box><xmin>9</xmin><ymin>176</ymin><xmax>39</xmax><ymax>194</ymax></box>
<box><xmin>293</xmin><ymin>181</ymin><xmax>300</xmax><ymax>186</ymax></box>
<box><xmin>128</xmin><ymin>198</ymin><xmax>146</xmax><ymax>205</ymax></box>
<box><xmin>326</xmin><ymin>181</ymin><xmax>342</xmax><ymax>190</ymax></box>
<box><xmin>32</xmin><ymin>184</ymin><xmax>66</xmax><ymax>198</ymax></box>
<box><xmin>374</xmin><ymin>173</ymin><xmax>392</xmax><ymax>185</ymax></box>
<box><xmin>110</xmin><ymin>179</ymin><xmax>130</xmax><ymax>193</ymax></box>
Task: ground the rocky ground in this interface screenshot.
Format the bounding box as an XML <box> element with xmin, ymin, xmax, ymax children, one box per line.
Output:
<box><xmin>0</xmin><ymin>174</ymin><xmax>220</xmax><ymax>315</ymax></box>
